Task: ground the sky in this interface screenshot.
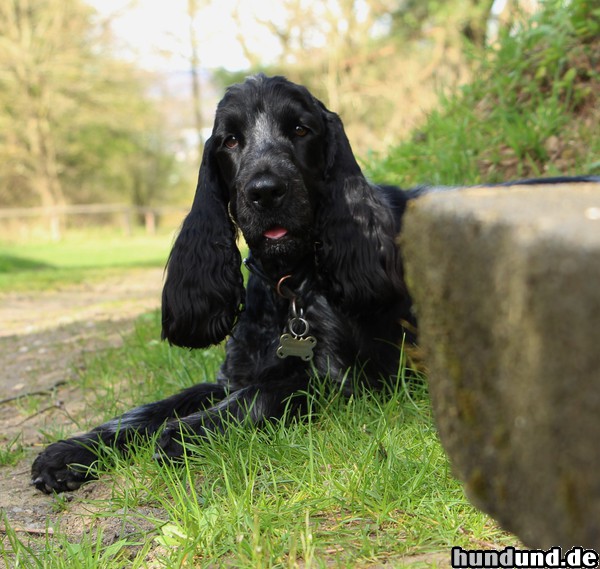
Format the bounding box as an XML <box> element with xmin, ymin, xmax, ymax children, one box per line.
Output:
<box><xmin>88</xmin><ymin>0</ymin><xmax>288</xmax><ymax>72</ymax></box>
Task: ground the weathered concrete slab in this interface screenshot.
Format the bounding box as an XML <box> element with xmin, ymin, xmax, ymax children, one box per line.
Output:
<box><xmin>401</xmin><ymin>183</ymin><xmax>600</xmax><ymax>548</ymax></box>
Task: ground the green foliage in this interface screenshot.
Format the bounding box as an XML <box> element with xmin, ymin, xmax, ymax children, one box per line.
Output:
<box><xmin>0</xmin><ymin>0</ymin><xmax>179</xmax><ymax>209</ymax></box>
<box><xmin>366</xmin><ymin>0</ymin><xmax>600</xmax><ymax>186</ymax></box>
<box><xmin>569</xmin><ymin>0</ymin><xmax>600</xmax><ymax>40</ymax></box>
<box><xmin>390</xmin><ymin>0</ymin><xmax>490</xmax><ymax>45</ymax></box>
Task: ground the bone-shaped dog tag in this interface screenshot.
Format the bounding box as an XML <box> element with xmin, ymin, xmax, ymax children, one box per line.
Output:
<box><xmin>277</xmin><ymin>333</ymin><xmax>317</xmax><ymax>361</ymax></box>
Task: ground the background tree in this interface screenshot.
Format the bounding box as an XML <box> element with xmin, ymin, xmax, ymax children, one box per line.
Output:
<box><xmin>226</xmin><ymin>0</ymin><xmax>491</xmax><ymax>153</ymax></box>
<box><xmin>187</xmin><ymin>0</ymin><xmax>206</xmax><ymax>158</ymax></box>
<box><xmin>212</xmin><ymin>1</ymin><xmax>559</xmax><ymax>156</ymax></box>
<box><xmin>0</xmin><ymin>0</ymin><xmax>178</xmax><ymax>212</ymax></box>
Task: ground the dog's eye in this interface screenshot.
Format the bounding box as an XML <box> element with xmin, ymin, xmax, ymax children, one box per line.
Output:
<box><xmin>294</xmin><ymin>125</ymin><xmax>308</xmax><ymax>137</ymax></box>
<box><xmin>224</xmin><ymin>136</ymin><xmax>239</xmax><ymax>149</ymax></box>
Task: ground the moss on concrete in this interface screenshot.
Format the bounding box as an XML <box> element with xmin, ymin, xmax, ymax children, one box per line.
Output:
<box><xmin>402</xmin><ymin>183</ymin><xmax>600</xmax><ymax>548</ymax></box>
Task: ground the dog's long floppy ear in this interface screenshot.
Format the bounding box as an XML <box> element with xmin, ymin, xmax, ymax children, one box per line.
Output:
<box><xmin>162</xmin><ymin>137</ymin><xmax>244</xmax><ymax>348</ymax></box>
<box><xmin>316</xmin><ymin>107</ymin><xmax>406</xmax><ymax>309</ymax></box>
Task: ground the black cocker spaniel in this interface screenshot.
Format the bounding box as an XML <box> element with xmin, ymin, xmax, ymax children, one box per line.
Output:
<box><xmin>31</xmin><ymin>74</ymin><xmax>598</xmax><ymax>493</ymax></box>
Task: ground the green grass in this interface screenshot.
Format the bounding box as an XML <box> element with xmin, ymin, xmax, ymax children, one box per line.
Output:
<box><xmin>365</xmin><ymin>0</ymin><xmax>600</xmax><ymax>187</ymax></box>
<box><xmin>0</xmin><ymin>434</ymin><xmax>25</xmax><ymax>467</ymax></box>
<box><xmin>0</xmin><ymin>230</ymin><xmax>175</xmax><ymax>292</ymax></box>
<box><xmin>2</xmin><ymin>313</ymin><xmax>514</xmax><ymax>568</ymax></box>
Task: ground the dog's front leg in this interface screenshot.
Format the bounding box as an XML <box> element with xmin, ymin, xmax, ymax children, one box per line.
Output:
<box><xmin>156</xmin><ymin>381</ymin><xmax>307</xmax><ymax>459</ymax></box>
<box><xmin>31</xmin><ymin>383</ymin><xmax>228</xmax><ymax>493</ymax></box>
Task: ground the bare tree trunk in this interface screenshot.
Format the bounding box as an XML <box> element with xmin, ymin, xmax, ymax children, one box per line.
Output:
<box><xmin>6</xmin><ymin>0</ymin><xmax>66</xmax><ymax>236</ymax></box>
<box><xmin>188</xmin><ymin>0</ymin><xmax>204</xmax><ymax>159</ymax></box>
<box><xmin>24</xmin><ymin>92</ymin><xmax>66</xmax><ymax>239</ymax></box>
<box><xmin>324</xmin><ymin>9</ymin><xmax>341</xmax><ymax>112</ymax></box>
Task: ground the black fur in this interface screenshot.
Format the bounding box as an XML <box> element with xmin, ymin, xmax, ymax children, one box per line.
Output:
<box><xmin>31</xmin><ymin>74</ymin><xmax>600</xmax><ymax>493</ymax></box>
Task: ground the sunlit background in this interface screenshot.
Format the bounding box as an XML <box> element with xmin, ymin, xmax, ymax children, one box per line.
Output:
<box><xmin>2</xmin><ymin>0</ymin><xmax>594</xmax><ymax>241</ymax></box>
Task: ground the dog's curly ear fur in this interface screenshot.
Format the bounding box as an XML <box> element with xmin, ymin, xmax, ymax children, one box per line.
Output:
<box><xmin>316</xmin><ymin>108</ymin><xmax>405</xmax><ymax>309</ymax></box>
<box><xmin>162</xmin><ymin>137</ymin><xmax>244</xmax><ymax>348</ymax></box>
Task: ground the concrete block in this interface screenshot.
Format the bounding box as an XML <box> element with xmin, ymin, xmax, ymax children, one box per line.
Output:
<box><xmin>401</xmin><ymin>183</ymin><xmax>600</xmax><ymax>548</ymax></box>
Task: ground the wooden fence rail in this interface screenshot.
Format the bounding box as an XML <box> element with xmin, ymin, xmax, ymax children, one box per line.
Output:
<box><xmin>0</xmin><ymin>204</ymin><xmax>188</xmax><ymax>240</ymax></box>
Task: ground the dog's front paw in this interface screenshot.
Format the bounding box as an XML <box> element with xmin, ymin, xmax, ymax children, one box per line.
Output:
<box><xmin>155</xmin><ymin>421</ymin><xmax>190</xmax><ymax>460</ymax></box>
<box><xmin>31</xmin><ymin>440</ymin><xmax>97</xmax><ymax>494</ymax></box>
<box><xmin>155</xmin><ymin>418</ymin><xmax>210</xmax><ymax>461</ymax></box>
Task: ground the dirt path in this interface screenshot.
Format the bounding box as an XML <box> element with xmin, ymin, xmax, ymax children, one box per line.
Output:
<box><xmin>0</xmin><ymin>268</ymin><xmax>164</xmax><ymax>548</ymax></box>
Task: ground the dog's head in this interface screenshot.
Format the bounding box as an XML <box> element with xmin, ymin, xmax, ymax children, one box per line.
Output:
<box><xmin>162</xmin><ymin>74</ymin><xmax>398</xmax><ymax>348</ymax></box>
<box><xmin>213</xmin><ymin>74</ymin><xmax>358</xmax><ymax>269</ymax></box>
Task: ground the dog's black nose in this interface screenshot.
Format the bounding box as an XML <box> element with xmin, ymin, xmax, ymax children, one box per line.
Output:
<box><xmin>245</xmin><ymin>175</ymin><xmax>287</xmax><ymax>210</ymax></box>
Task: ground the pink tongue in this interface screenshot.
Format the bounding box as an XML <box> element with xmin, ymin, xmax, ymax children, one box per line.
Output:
<box><xmin>263</xmin><ymin>227</ymin><xmax>288</xmax><ymax>239</ymax></box>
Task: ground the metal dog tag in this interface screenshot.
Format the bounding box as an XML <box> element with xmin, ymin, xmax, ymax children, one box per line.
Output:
<box><xmin>277</xmin><ymin>333</ymin><xmax>317</xmax><ymax>361</ymax></box>
<box><xmin>276</xmin><ymin>315</ymin><xmax>317</xmax><ymax>361</ymax></box>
